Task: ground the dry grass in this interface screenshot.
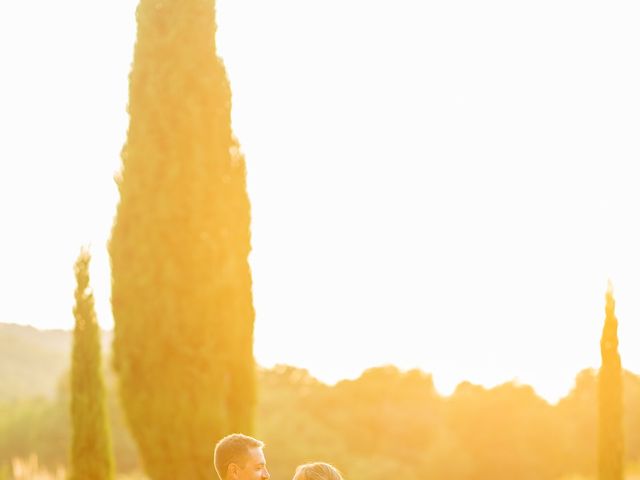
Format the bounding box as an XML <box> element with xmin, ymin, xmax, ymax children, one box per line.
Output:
<box><xmin>6</xmin><ymin>456</ymin><xmax>148</xmax><ymax>480</ymax></box>
<box><xmin>9</xmin><ymin>456</ymin><xmax>64</xmax><ymax>480</ymax></box>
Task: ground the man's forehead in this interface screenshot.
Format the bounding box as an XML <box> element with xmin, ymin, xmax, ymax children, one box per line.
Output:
<box><xmin>247</xmin><ymin>446</ymin><xmax>266</xmax><ymax>464</ymax></box>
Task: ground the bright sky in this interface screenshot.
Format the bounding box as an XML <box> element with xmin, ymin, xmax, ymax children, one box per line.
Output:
<box><xmin>1</xmin><ymin>0</ymin><xmax>640</xmax><ymax>404</ymax></box>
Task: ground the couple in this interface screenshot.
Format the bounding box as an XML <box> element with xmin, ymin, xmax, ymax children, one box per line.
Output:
<box><xmin>214</xmin><ymin>433</ymin><xmax>342</xmax><ymax>480</ymax></box>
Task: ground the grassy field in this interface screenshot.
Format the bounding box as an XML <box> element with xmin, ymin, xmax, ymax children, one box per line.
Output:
<box><xmin>4</xmin><ymin>456</ymin><xmax>147</xmax><ymax>480</ymax></box>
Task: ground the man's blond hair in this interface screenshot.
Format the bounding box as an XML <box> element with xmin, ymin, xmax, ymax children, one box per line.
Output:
<box><xmin>213</xmin><ymin>433</ymin><xmax>264</xmax><ymax>480</ymax></box>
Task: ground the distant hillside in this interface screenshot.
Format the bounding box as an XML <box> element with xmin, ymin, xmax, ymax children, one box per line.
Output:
<box><xmin>0</xmin><ymin>323</ymin><xmax>111</xmax><ymax>401</ymax></box>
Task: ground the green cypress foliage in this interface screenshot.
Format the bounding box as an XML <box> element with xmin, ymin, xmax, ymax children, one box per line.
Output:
<box><xmin>69</xmin><ymin>248</ymin><xmax>114</xmax><ymax>480</ymax></box>
<box><xmin>598</xmin><ymin>281</ymin><xmax>623</xmax><ymax>480</ymax></box>
<box><xmin>109</xmin><ymin>0</ymin><xmax>256</xmax><ymax>478</ymax></box>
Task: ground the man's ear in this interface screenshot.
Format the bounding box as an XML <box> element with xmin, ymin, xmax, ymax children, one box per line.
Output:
<box><xmin>227</xmin><ymin>463</ymin><xmax>240</xmax><ymax>480</ymax></box>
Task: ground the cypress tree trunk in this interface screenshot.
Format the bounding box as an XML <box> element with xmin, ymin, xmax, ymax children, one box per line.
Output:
<box><xmin>109</xmin><ymin>0</ymin><xmax>256</xmax><ymax>478</ymax></box>
<box><xmin>70</xmin><ymin>249</ymin><xmax>114</xmax><ymax>480</ymax></box>
<box><xmin>598</xmin><ymin>281</ymin><xmax>623</xmax><ymax>480</ymax></box>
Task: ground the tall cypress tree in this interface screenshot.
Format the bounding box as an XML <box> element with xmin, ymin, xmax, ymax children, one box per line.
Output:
<box><xmin>598</xmin><ymin>281</ymin><xmax>623</xmax><ymax>480</ymax></box>
<box><xmin>70</xmin><ymin>248</ymin><xmax>114</xmax><ymax>480</ymax></box>
<box><xmin>109</xmin><ymin>0</ymin><xmax>256</xmax><ymax>478</ymax></box>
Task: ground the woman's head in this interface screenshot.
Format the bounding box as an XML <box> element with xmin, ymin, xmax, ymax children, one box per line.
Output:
<box><xmin>293</xmin><ymin>463</ymin><xmax>343</xmax><ymax>480</ymax></box>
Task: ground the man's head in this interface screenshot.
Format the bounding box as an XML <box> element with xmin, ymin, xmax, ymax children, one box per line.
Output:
<box><xmin>214</xmin><ymin>433</ymin><xmax>269</xmax><ymax>480</ymax></box>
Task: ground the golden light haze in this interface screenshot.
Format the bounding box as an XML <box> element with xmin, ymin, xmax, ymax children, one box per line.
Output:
<box><xmin>2</xmin><ymin>0</ymin><xmax>640</xmax><ymax>404</ymax></box>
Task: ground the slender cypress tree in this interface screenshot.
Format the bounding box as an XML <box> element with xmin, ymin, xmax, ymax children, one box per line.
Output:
<box><xmin>69</xmin><ymin>248</ymin><xmax>114</xmax><ymax>480</ymax></box>
<box><xmin>109</xmin><ymin>0</ymin><xmax>256</xmax><ymax>478</ymax></box>
<box><xmin>598</xmin><ymin>281</ymin><xmax>623</xmax><ymax>480</ymax></box>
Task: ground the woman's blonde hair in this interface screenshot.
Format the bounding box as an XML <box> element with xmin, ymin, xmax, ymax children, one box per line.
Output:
<box><xmin>293</xmin><ymin>462</ymin><xmax>343</xmax><ymax>480</ymax></box>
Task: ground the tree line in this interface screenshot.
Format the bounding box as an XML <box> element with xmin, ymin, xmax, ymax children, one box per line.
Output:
<box><xmin>1</xmin><ymin>361</ymin><xmax>638</xmax><ymax>480</ymax></box>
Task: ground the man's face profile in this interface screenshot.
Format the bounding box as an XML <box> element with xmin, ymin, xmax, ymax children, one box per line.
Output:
<box><xmin>230</xmin><ymin>447</ymin><xmax>269</xmax><ymax>480</ymax></box>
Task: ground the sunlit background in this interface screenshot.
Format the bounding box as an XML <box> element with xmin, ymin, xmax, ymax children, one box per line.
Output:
<box><xmin>1</xmin><ymin>0</ymin><xmax>640</xmax><ymax>403</ymax></box>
